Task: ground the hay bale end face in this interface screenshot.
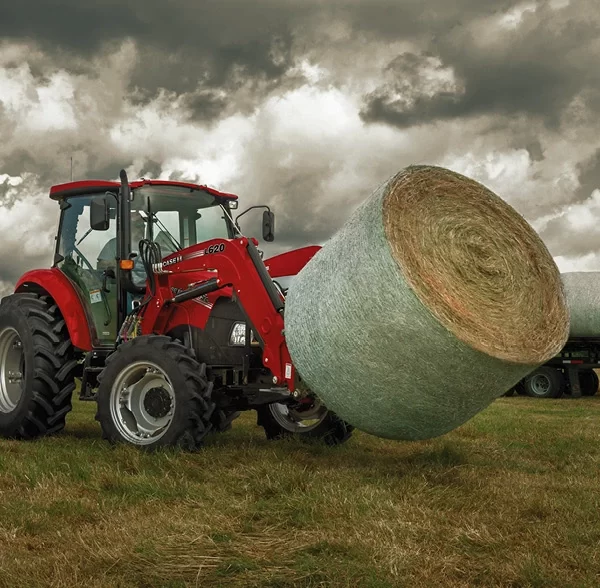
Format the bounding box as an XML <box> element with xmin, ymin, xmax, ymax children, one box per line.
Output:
<box><xmin>284</xmin><ymin>165</ymin><xmax>570</xmax><ymax>441</ymax></box>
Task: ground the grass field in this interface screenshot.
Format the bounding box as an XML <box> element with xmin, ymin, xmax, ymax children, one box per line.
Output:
<box><xmin>1</xmin><ymin>396</ymin><xmax>599</xmax><ymax>588</ymax></box>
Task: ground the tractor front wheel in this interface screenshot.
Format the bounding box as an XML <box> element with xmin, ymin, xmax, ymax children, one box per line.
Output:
<box><xmin>0</xmin><ymin>293</ymin><xmax>78</xmax><ymax>439</ymax></box>
<box><xmin>256</xmin><ymin>397</ymin><xmax>353</xmax><ymax>446</ymax></box>
<box><xmin>95</xmin><ymin>335</ymin><xmax>216</xmax><ymax>451</ymax></box>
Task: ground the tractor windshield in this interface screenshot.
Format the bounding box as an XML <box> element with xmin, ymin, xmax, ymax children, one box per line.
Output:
<box><xmin>131</xmin><ymin>185</ymin><xmax>234</xmax><ymax>256</ymax></box>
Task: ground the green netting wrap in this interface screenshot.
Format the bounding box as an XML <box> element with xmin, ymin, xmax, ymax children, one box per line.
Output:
<box><xmin>284</xmin><ymin>165</ymin><xmax>570</xmax><ymax>441</ymax></box>
<box><xmin>561</xmin><ymin>272</ymin><xmax>600</xmax><ymax>337</ymax></box>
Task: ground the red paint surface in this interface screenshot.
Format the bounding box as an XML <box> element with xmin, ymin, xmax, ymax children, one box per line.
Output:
<box><xmin>143</xmin><ymin>238</ymin><xmax>295</xmax><ymax>387</ymax></box>
<box><xmin>50</xmin><ymin>179</ymin><xmax>239</xmax><ymax>201</ymax></box>
<box><xmin>264</xmin><ymin>245</ymin><xmax>321</xmax><ymax>278</ymax></box>
<box><xmin>15</xmin><ymin>269</ymin><xmax>93</xmax><ymax>351</ymax></box>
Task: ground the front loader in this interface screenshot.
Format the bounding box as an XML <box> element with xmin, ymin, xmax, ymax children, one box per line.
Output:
<box><xmin>0</xmin><ymin>169</ymin><xmax>352</xmax><ymax>450</ymax></box>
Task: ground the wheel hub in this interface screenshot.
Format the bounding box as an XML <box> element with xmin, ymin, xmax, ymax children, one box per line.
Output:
<box><xmin>269</xmin><ymin>396</ymin><xmax>329</xmax><ymax>432</ymax></box>
<box><xmin>143</xmin><ymin>386</ymin><xmax>172</xmax><ymax>418</ymax></box>
<box><xmin>531</xmin><ymin>374</ymin><xmax>550</xmax><ymax>395</ymax></box>
<box><xmin>0</xmin><ymin>327</ymin><xmax>25</xmax><ymax>413</ymax></box>
<box><xmin>109</xmin><ymin>361</ymin><xmax>177</xmax><ymax>445</ymax></box>
<box><xmin>289</xmin><ymin>399</ymin><xmax>324</xmax><ymax>420</ymax></box>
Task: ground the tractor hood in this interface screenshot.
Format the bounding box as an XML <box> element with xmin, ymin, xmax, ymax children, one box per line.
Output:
<box><xmin>263</xmin><ymin>246</ymin><xmax>321</xmax><ymax>278</ymax></box>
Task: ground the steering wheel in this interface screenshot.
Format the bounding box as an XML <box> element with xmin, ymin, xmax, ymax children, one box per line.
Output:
<box><xmin>71</xmin><ymin>245</ymin><xmax>98</xmax><ymax>274</ymax></box>
<box><xmin>69</xmin><ymin>246</ymin><xmax>114</xmax><ymax>326</ymax></box>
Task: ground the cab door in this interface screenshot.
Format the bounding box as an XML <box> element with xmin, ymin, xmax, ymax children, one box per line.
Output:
<box><xmin>55</xmin><ymin>193</ymin><xmax>119</xmax><ymax>347</ymax></box>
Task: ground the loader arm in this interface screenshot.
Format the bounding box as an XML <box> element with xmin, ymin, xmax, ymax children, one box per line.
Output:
<box><xmin>140</xmin><ymin>236</ymin><xmax>296</xmax><ymax>388</ymax></box>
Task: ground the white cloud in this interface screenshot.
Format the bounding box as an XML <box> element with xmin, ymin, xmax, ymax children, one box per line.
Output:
<box><xmin>555</xmin><ymin>253</ymin><xmax>600</xmax><ymax>272</ymax></box>
<box><xmin>0</xmin><ymin>66</ymin><xmax>76</xmax><ymax>131</ymax></box>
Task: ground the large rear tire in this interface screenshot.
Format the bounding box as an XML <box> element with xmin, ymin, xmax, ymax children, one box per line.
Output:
<box><xmin>0</xmin><ymin>293</ymin><xmax>78</xmax><ymax>439</ymax></box>
<box><xmin>256</xmin><ymin>397</ymin><xmax>353</xmax><ymax>446</ymax></box>
<box><xmin>95</xmin><ymin>335</ymin><xmax>216</xmax><ymax>451</ymax></box>
<box><xmin>522</xmin><ymin>366</ymin><xmax>565</xmax><ymax>399</ymax></box>
<box><xmin>579</xmin><ymin>370</ymin><xmax>599</xmax><ymax>397</ymax></box>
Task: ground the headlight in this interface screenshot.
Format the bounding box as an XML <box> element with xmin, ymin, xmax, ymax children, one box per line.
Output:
<box><xmin>230</xmin><ymin>323</ymin><xmax>246</xmax><ymax>346</ymax></box>
<box><xmin>229</xmin><ymin>322</ymin><xmax>260</xmax><ymax>346</ymax></box>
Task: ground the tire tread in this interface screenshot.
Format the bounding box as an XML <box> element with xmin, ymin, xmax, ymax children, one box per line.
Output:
<box><xmin>95</xmin><ymin>335</ymin><xmax>215</xmax><ymax>451</ymax></box>
<box><xmin>0</xmin><ymin>293</ymin><xmax>77</xmax><ymax>439</ymax></box>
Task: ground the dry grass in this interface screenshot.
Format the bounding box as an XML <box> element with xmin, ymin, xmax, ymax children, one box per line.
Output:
<box><xmin>1</xmin><ymin>396</ymin><xmax>600</xmax><ymax>587</ymax></box>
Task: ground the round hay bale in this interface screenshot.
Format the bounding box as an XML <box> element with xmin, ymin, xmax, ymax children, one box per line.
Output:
<box><xmin>284</xmin><ymin>165</ymin><xmax>570</xmax><ymax>440</ymax></box>
<box><xmin>560</xmin><ymin>272</ymin><xmax>600</xmax><ymax>337</ymax></box>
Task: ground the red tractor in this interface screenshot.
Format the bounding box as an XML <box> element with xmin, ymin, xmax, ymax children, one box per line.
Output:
<box><xmin>0</xmin><ymin>170</ymin><xmax>353</xmax><ymax>450</ymax></box>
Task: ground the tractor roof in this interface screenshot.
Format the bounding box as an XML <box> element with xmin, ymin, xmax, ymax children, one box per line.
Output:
<box><xmin>49</xmin><ymin>179</ymin><xmax>239</xmax><ymax>201</ymax></box>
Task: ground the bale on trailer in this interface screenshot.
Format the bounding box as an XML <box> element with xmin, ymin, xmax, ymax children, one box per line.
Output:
<box><xmin>512</xmin><ymin>271</ymin><xmax>600</xmax><ymax>400</ymax></box>
<box><xmin>560</xmin><ymin>272</ymin><xmax>600</xmax><ymax>338</ymax></box>
<box><xmin>284</xmin><ymin>165</ymin><xmax>570</xmax><ymax>441</ymax></box>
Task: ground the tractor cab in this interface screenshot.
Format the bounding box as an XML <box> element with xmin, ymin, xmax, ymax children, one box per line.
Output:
<box><xmin>52</xmin><ymin>178</ymin><xmax>241</xmax><ymax>347</ymax></box>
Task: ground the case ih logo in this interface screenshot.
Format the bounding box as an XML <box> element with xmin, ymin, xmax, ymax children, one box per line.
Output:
<box><xmin>163</xmin><ymin>255</ymin><xmax>183</xmax><ymax>267</ymax></box>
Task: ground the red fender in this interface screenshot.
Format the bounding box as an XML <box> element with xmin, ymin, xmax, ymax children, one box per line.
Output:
<box><xmin>264</xmin><ymin>245</ymin><xmax>321</xmax><ymax>278</ymax></box>
<box><xmin>15</xmin><ymin>269</ymin><xmax>93</xmax><ymax>351</ymax></box>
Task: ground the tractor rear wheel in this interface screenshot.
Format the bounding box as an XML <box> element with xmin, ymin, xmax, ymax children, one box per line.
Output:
<box><xmin>95</xmin><ymin>335</ymin><xmax>216</xmax><ymax>451</ymax></box>
<box><xmin>0</xmin><ymin>293</ymin><xmax>78</xmax><ymax>439</ymax></box>
<box><xmin>256</xmin><ymin>397</ymin><xmax>353</xmax><ymax>446</ymax></box>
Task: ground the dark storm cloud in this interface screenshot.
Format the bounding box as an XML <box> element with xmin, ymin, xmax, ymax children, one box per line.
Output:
<box><xmin>0</xmin><ymin>143</ymin><xmax>131</xmax><ymax>187</ymax></box>
<box><xmin>180</xmin><ymin>90</ymin><xmax>229</xmax><ymax>123</ymax></box>
<box><xmin>0</xmin><ymin>0</ymin><xmax>494</xmax><ymax>57</ymax></box>
<box><xmin>361</xmin><ymin>2</ymin><xmax>600</xmax><ymax>129</ymax></box>
<box><xmin>0</xmin><ymin>0</ymin><xmax>526</xmax><ymax>111</ymax></box>
<box><xmin>525</xmin><ymin>140</ymin><xmax>545</xmax><ymax>163</ymax></box>
<box><xmin>138</xmin><ymin>159</ymin><xmax>163</xmax><ymax>179</ymax></box>
<box><xmin>340</xmin><ymin>0</ymin><xmax>516</xmax><ymax>36</ymax></box>
<box><xmin>537</xmin><ymin>149</ymin><xmax>600</xmax><ymax>257</ymax></box>
<box><xmin>575</xmin><ymin>149</ymin><xmax>600</xmax><ymax>202</ymax></box>
<box><xmin>85</xmin><ymin>159</ymin><xmax>135</xmax><ymax>182</ymax></box>
<box><xmin>1</xmin><ymin>149</ymin><xmax>36</xmax><ymax>178</ymax></box>
<box><xmin>0</xmin><ymin>1</ymin><xmax>300</xmax><ymax>96</ymax></box>
<box><xmin>0</xmin><ymin>250</ymin><xmax>51</xmax><ymax>284</ymax></box>
<box><xmin>264</xmin><ymin>171</ymin><xmax>343</xmax><ymax>251</ymax></box>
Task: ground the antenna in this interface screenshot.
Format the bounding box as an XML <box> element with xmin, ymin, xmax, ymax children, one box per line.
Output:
<box><xmin>70</xmin><ymin>156</ymin><xmax>73</xmax><ymax>181</ymax></box>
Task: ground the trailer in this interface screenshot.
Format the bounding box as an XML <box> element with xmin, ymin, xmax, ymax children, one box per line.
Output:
<box><xmin>507</xmin><ymin>338</ymin><xmax>600</xmax><ymax>398</ymax></box>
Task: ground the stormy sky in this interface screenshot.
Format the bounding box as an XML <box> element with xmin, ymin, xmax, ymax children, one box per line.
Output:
<box><xmin>0</xmin><ymin>0</ymin><xmax>599</xmax><ymax>295</ymax></box>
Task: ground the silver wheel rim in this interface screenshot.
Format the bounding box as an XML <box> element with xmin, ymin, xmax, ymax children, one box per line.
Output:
<box><xmin>0</xmin><ymin>327</ymin><xmax>24</xmax><ymax>413</ymax></box>
<box><xmin>110</xmin><ymin>360</ymin><xmax>176</xmax><ymax>445</ymax></box>
<box><xmin>269</xmin><ymin>398</ymin><xmax>329</xmax><ymax>433</ymax></box>
<box><xmin>530</xmin><ymin>374</ymin><xmax>551</xmax><ymax>396</ymax></box>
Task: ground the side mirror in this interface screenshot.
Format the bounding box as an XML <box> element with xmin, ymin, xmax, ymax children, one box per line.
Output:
<box><xmin>90</xmin><ymin>196</ymin><xmax>110</xmax><ymax>231</ymax></box>
<box><xmin>262</xmin><ymin>210</ymin><xmax>275</xmax><ymax>242</ymax></box>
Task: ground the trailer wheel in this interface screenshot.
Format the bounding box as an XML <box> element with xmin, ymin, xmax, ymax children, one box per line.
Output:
<box><xmin>522</xmin><ymin>366</ymin><xmax>565</xmax><ymax>399</ymax></box>
<box><xmin>0</xmin><ymin>293</ymin><xmax>78</xmax><ymax>439</ymax></box>
<box><xmin>256</xmin><ymin>398</ymin><xmax>353</xmax><ymax>446</ymax></box>
<box><xmin>579</xmin><ymin>370</ymin><xmax>599</xmax><ymax>396</ymax></box>
<box><xmin>95</xmin><ymin>335</ymin><xmax>216</xmax><ymax>451</ymax></box>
